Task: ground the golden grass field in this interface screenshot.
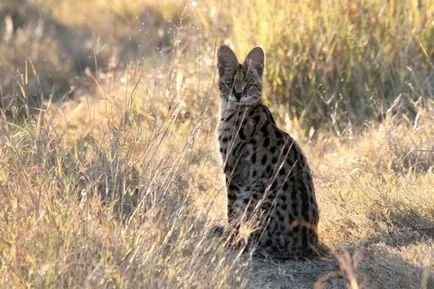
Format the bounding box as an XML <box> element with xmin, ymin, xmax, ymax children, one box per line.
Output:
<box><xmin>0</xmin><ymin>0</ymin><xmax>433</xmax><ymax>288</ymax></box>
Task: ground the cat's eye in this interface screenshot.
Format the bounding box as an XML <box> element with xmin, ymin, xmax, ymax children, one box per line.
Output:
<box><xmin>219</xmin><ymin>82</ymin><xmax>233</xmax><ymax>89</ymax></box>
<box><xmin>245</xmin><ymin>81</ymin><xmax>259</xmax><ymax>86</ymax></box>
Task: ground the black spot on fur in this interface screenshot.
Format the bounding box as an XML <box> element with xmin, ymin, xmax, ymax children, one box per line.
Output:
<box><xmin>282</xmin><ymin>181</ymin><xmax>289</xmax><ymax>191</ymax></box>
<box><xmin>229</xmin><ymin>184</ymin><xmax>238</xmax><ymax>191</ymax></box>
<box><xmin>291</xmin><ymin>190</ymin><xmax>297</xmax><ymax>202</ymax></box>
<box><xmin>288</xmin><ymin>213</ymin><xmax>295</xmax><ymax>223</ymax></box>
<box><xmin>239</xmin><ymin>129</ymin><xmax>246</xmax><ymax>140</ymax></box>
<box><xmin>301</xmin><ymin>227</ymin><xmax>308</xmax><ymax>245</ymax></box>
<box><xmin>280</xmin><ymin>203</ymin><xmax>288</xmax><ymax>210</ymax></box>
<box><xmin>261</xmin><ymin>155</ymin><xmax>268</xmax><ymax>165</ymax></box>
<box><xmin>275</xmin><ymin>130</ymin><xmax>283</xmax><ymax>139</ymax></box>
<box><xmin>302</xmin><ymin>203</ymin><xmax>310</xmax><ymax>222</ymax></box>
<box><xmin>224</xmin><ymin>112</ymin><xmax>235</xmax><ymax>122</ymax></box>
<box><xmin>263</xmin><ymin>138</ymin><xmax>270</xmax><ymax>148</ymax></box>
<box><xmin>252</xmin><ymin>170</ymin><xmax>257</xmax><ymax>177</ymax></box>
<box><xmin>271</xmin><ymin>156</ymin><xmax>278</xmax><ymax>164</ymax></box>
<box><xmin>279</xmin><ymin>168</ymin><xmax>286</xmax><ymax>176</ymax></box>
<box><xmin>293</xmin><ymin>147</ymin><xmax>301</xmax><ymax>160</ymax></box>
<box><xmin>249</xmin><ymin>139</ymin><xmax>257</xmax><ymax>145</ymax></box>
<box><xmin>300</xmin><ymin>185</ymin><xmax>310</xmax><ymax>219</ymax></box>
<box><xmin>253</xmin><ymin>115</ymin><xmax>261</xmax><ymax>123</ymax></box>
<box><xmin>292</xmin><ymin>202</ymin><xmax>298</xmax><ymax>212</ymax></box>
<box><xmin>270</xmin><ymin>146</ymin><xmax>277</xmax><ymax>153</ymax></box>
<box><xmin>232</xmin><ymin>142</ymin><xmax>246</xmax><ymax>156</ymax></box>
<box><xmin>260</xmin><ymin>122</ymin><xmax>269</xmax><ymax>135</ymax></box>
<box><xmin>266</xmin><ymin>165</ymin><xmax>273</xmax><ymax>173</ymax></box>
<box><xmin>279</xmin><ymin>194</ymin><xmax>287</xmax><ymax>202</ymax></box>
<box><xmin>251</xmin><ymin>153</ymin><xmax>257</xmax><ymax>163</ymax></box>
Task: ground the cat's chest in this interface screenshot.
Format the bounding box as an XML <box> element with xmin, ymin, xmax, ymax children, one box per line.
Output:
<box><xmin>218</xmin><ymin>110</ymin><xmax>255</xmax><ymax>140</ymax></box>
<box><xmin>217</xmin><ymin>110</ymin><xmax>260</xmax><ymax>163</ymax></box>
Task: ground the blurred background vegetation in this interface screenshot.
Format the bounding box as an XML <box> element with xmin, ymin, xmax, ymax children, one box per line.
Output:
<box><xmin>1</xmin><ymin>0</ymin><xmax>432</xmax><ymax>132</ymax></box>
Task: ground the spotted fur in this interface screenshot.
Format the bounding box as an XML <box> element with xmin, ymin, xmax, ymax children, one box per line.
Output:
<box><xmin>217</xmin><ymin>45</ymin><xmax>319</xmax><ymax>259</ymax></box>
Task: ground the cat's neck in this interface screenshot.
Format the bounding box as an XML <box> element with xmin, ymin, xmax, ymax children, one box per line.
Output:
<box><xmin>219</xmin><ymin>98</ymin><xmax>263</xmax><ymax>118</ymax></box>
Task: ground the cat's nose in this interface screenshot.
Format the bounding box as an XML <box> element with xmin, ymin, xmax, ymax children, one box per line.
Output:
<box><xmin>234</xmin><ymin>91</ymin><xmax>242</xmax><ymax>101</ymax></box>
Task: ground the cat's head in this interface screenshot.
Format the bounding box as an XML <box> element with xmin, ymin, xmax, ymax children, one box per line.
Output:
<box><xmin>217</xmin><ymin>45</ymin><xmax>264</xmax><ymax>106</ymax></box>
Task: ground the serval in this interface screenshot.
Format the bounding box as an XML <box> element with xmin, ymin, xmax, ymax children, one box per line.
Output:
<box><xmin>217</xmin><ymin>45</ymin><xmax>319</xmax><ymax>259</ymax></box>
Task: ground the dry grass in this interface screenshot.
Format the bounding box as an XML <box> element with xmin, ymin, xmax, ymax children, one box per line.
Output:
<box><xmin>1</xmin><ymin>0</ymin><xmax>433</xmax><ymax>288</ymax></box>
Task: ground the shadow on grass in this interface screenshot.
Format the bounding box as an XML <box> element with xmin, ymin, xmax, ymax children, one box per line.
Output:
<box><xmin>362</xmin><ymin>206</ymin><xmax>434</xmax><ymax>248</ymax></box>
<box><xmin>0</xmin><ymin>2</ymin><xmax>177</xmax><ymax>118</ymax></box>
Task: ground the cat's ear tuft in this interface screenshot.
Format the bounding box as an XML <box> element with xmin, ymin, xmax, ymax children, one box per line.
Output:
<box><xmin>244</xmin><ymin>47</ymin><xmax>265</xmax><ymax>78</ymax></box>
<box><xmin>217</xmin><ymin>45</ymin><xmax>239</xmax><ymax>77</ymax></box>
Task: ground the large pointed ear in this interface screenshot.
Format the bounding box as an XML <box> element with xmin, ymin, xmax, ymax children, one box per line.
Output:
<box><xmin>243</xmin><ymin>47</ymin><xmax>264</xmax><ymax>78</ymax></box>
<box><xmin>217</xmin><ymin>45</ymin><xmax>239</xmax><ymax>78</ymax></box>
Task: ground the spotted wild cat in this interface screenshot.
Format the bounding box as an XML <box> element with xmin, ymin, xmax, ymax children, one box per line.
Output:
<box><xmin>217</xmin><ymin>45</ymin><xmax>319</xmax><ymax>259</ymax></box>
